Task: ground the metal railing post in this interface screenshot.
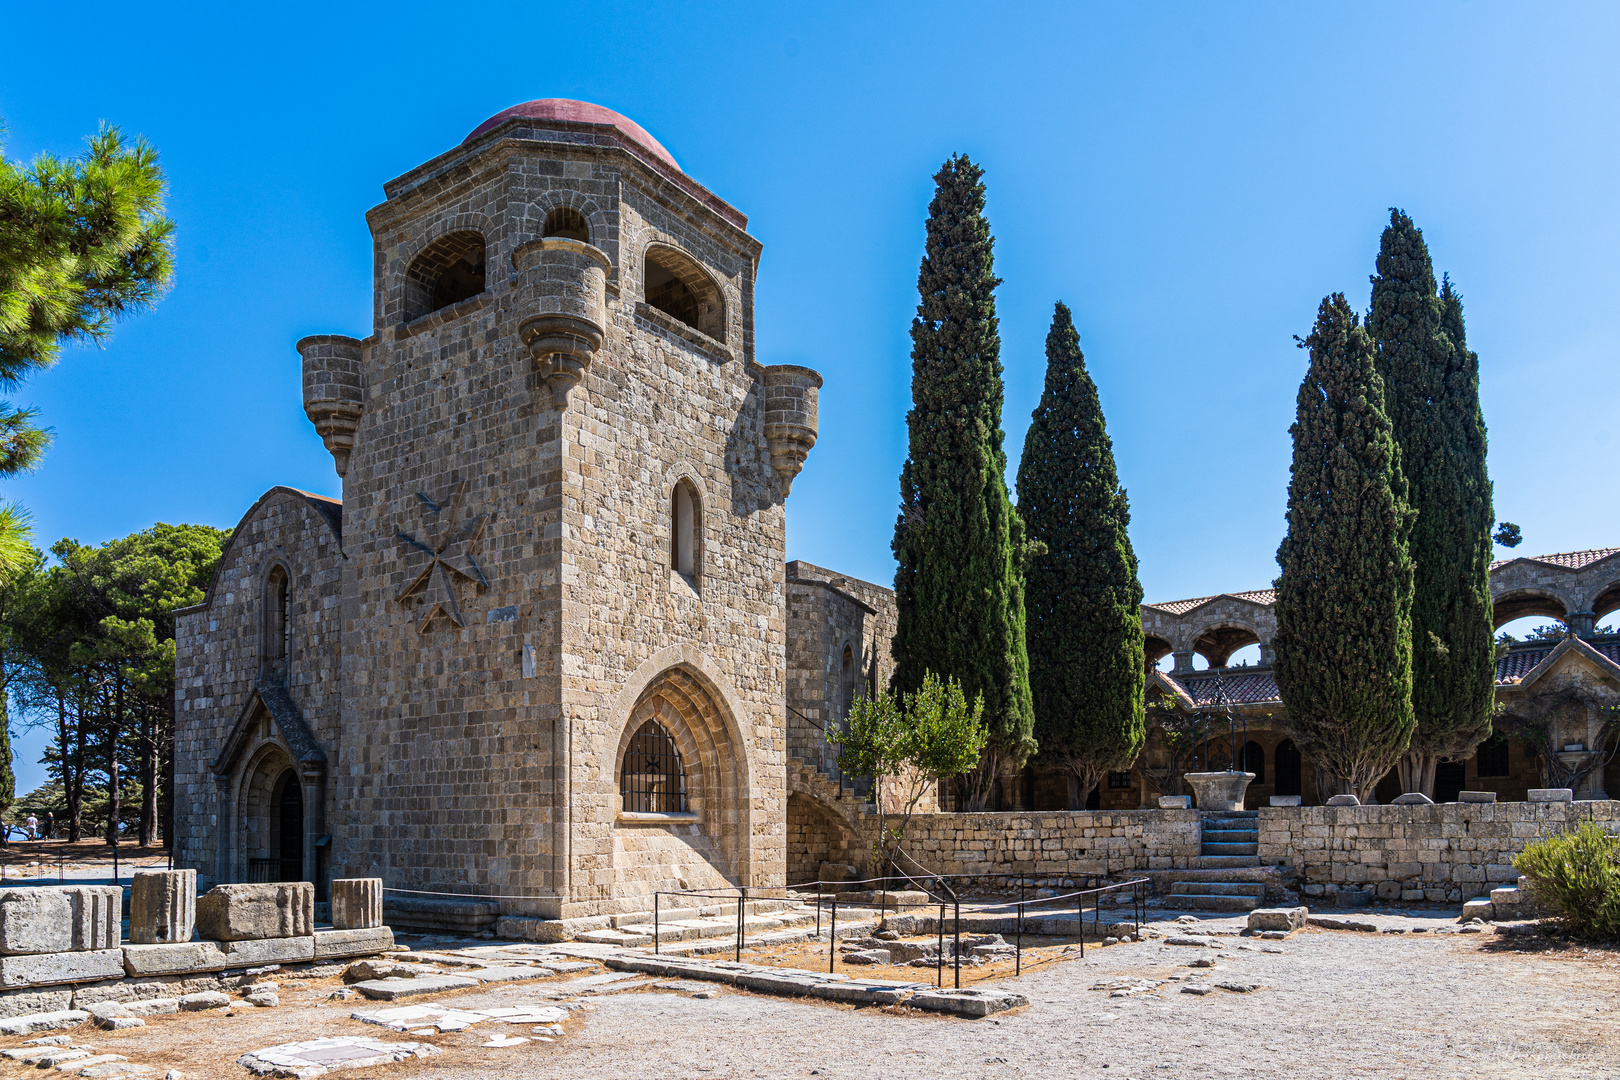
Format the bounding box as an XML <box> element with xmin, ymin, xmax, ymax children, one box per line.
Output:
<box><xmin>815</xmin><ymin>881</ymin><xmax>822</xmax><ymax>939</ymax></box>
<box><xmin>654</xmin><ymin>893</ymin><xmax>660</xmax><ymax>955</ymax></box>
<box><xmin>953</xmin><ymin>897</ymin><xmax>961</xmax><ymax>989</ymax></box>
<box><xmin>1016</xmin><ymin>901</ymin><xmax>1023</xmax><ymax>976</ymax></box>
<box><xmin>936</xmin><ymin>900</ymin><xmax>945</xmax><ymax>988</ymax></box>
<box><xmin>829</xmin><ymin>900</ymin><xmax>837</xmax><ymax>974</ymax></box>
<box><xmin>736</xmin><ymin>887</ymin><xmax>746</xmax><ymax>963</ymax></box>
<box><xmin>1078</xmin><ymin>892</ymin><xmax>1085</xmax><ymax>959</ymax></box>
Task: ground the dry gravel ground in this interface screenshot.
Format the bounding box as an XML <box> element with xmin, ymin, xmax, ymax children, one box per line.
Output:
<box><xmin>4</xmin><ymin>925</ymin><xmax>1618</xmax><ymax>1080</ymax></box>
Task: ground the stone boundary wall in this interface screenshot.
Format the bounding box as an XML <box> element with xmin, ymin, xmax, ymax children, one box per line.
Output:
<box><xmin>1257</xmin><ymin>801</ymin><xmax>1620</xmax><ymax>901</ymax></box>
<box><xmin>891</xmin><ymin>810</ymin><xmax>1203</xmax><ymax>881</ymax></box>
<box><xmin>812</xmin><ymin>803</ymin><xmax>1620</xmax><ymax>899</ymax></box>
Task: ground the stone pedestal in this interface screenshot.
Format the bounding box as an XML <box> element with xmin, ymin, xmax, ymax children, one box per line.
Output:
<box><xmin>196</xmin><ymin>883</ymin><xmax>313</xmax><ymax>941</ymax></box>
<box><xmin>129</xmin><ymin>870</ymin><xmax>196</xmax><ymax>945</ymax></box>
<box><xmin>1183</xmin><ymin>771</ymin><xmax>1255</xmax><ymax>812</ymax></box>
<box><xmin>330</xmin><ymin>879</ymin><xmax>383</xmax><ymax>931</ymax></box>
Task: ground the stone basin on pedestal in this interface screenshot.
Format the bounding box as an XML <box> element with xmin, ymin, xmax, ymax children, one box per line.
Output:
<box><xmin>1184</xmin><ymin>771</ymin><xmax>1256</xmax><ymax>812</ymax></box>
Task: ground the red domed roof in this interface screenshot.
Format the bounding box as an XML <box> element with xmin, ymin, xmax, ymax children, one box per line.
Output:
<box><xmin>464</xmin><ymin>99</ymin><xmax>680</xmax><ymax>172</ymax></box>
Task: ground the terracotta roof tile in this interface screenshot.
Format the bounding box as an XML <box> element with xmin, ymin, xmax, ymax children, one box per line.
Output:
<box><xmin>1145</xmin><ymin>589</ymin><xmax>1276</xmax><ymax>615</ymax></box>
<box><xmin>1496</xmin><ymin>647</ymin><xmax>1554</xmax><ymax>684</ymax></box>
<box><xmin>1490</xmin><ymin>547</ymin><xmax>1620</xmax><ymax>572</ymax></box>
<box><xmin>1175</xmin><ymin>672</ymin><xmax>1281</xmax><ymax>706</ymax></box>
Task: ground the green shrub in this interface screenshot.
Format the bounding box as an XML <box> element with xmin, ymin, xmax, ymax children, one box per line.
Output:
<box><xmin>1513</xmin><ymin>822</ymin><xmax>1620</xmax><ymax>939</ymax></box>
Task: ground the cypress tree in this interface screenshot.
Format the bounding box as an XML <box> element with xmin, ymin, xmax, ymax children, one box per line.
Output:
<box><xmin>1369</xmin><ymin>212</ymin><xmax>1496</xmax><ymax>796</ymax></box>
<box><xmin>1272</xmin><ymin>293</ymin><xmax>1415</xmax><ymax>801</ymax></box>
<box><xmin>1017</xmin><ymin>302</ymin><xmax>1145</xmax><ymax>810</ymax></box>
<box><xmin>892</xmin><ymin>155</ymin><xmax>1035</xmax><ymax>809</ymax></box>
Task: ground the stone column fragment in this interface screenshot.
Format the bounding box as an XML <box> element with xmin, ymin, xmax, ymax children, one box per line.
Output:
<box><xmin>329</xmin><ymin>878</ymin><xmax>384</xmax><ymax>930</ymax></box>
<box><xmin>129</xmin><ymin>870</ymin><xmax>197</xmax><ymax>945</ymax></box>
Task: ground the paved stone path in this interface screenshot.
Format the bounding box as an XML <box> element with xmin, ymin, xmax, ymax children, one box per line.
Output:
<box><xmin>0</xmin><ymin>917</ymin><xmax>1613</xmax><ymax>1078</ymax></box>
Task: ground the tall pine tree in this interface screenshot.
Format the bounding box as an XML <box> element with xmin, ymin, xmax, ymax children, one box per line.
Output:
<box><xmin>1273</xmin><ymin>293</ymin><xmax>1415</xmax><ymax>801</ymax></box>
<box><xmin>1017</xmin><ymin>302</ymin><xmax>1144</xmax><ymax>810</ymax></box>
<box><xmin>1369</xmin><ymin>212</ymin><xmax>1495</xmax><ymax>796</ymax></box>
<box><xmin>892</xmin><ymin>155</ymin><xmax>1034</xmax><ymax>810</ymax></box>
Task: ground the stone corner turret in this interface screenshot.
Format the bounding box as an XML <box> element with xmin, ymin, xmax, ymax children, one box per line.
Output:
<box><xmin>761</xmin><ymin>364</ymin><xmax>823</xmax><ymax>497</ymax></box>
<box><xmin>297</xmin><ymin>335</ymin><xmax>364</xmax><ymax>476</ymax></box>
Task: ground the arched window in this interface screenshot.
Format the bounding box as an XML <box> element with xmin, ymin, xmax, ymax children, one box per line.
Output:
<box><xmin>620</xmin><ymin>720</ymin><xmax>687</xmax><ymax>813</ymax></box>
<box><xmin>404</xmin><ymin>230</ymin><xmax>486</xmax><ymax>321</ymax></box>
<box><xmin>264</xmin><ymin>565</ymin><xmax>289</xmax><ymax>671</ymax></box>
<box><xmin>644</xmin><ymin>246</ymin><xmax>724</xmax><ymax>340</ymax></box>
<box><xmin>839</xmin><ymin>645</ymin><xmax>855</xmax><ymax>720</ymax></box>
<box><xmin>1241</xmin><ymin>740</ymin><xmax>1265</xmax><ymax>783</ymax></box>
<box><xmin>1274</xmin><ymin>739</ymin><xmax>1301</xmax><ymax>797</ymax></box>
<box><xmin>670</xmin><ymin>480</ymin><xmax>698</xmax><ymax>581</ymax></box>
<box><xmin>543</xmin><ymin>207</ymin><xmax>589</xmax><ymax>243</ymax></box>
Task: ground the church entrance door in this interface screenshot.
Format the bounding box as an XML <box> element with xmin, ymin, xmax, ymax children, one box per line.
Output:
<box><xmin>277</xmin><ymin>773</ymin><xmax>304</xmax><ymax>882</ymax></box>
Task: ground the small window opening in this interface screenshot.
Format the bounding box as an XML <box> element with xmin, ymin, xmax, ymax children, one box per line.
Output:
<box><xmin>265</xmin><ymin>565</ymin><xmax>289</xmax><ymax>669</ymax></box>
<box><xmin>839</xmin><ymin>645</ymin><xmax>855</xmax><ymax>720</ymax></box>
<box><xmin>1476</xmin><ymin>734</ymin><xmax>1511</xmax><ymax>778</ymax></box>
<box><xmin>646</xmin><ymin>259</ymin><xmax>703</xmax><ymax>329</ymax></box>
<box><xmin>1108</xmin><ymin>771</ymin><xmax>1134</xmax><ymax>790</ymax></box>
<box><xmin>543</xmin><ymin>207</ymin><xmax>589</xmax><ymax>243</ymax></box>
<box><xmin>404</xmin><ymin>230</ymin><xmax>486</xmax><ymax>321</ymax></box>
<box><xmin>671</xmin><ymin>482</ymin><xmax>696</xmax><ymax>579</ymax></box>
<box><xmin>620</xmin><ymin>720</ymin><xmax>688</xmax><ymax>813</ymax></box>
<box><xmin>1435</xmin><ymin>760</ymin><xmax>1467</xmax><ymax>803</ymax></box>
<box><xmin>643</xmin><ymin>246</ymin><xmax>724</xmax><ymax>340</ymax></box>
<box><xmin>1241</xmin><ymin>740</ymin><xmax>1266</xmax><ymax>783</ymax></box>
<box><xmin>1274</xmin><ymin>739</ymin><xmax>1302</xmax><ymax>797</ymax></box>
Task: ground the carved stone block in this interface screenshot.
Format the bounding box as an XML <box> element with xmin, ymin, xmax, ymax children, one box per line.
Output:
<box><xmin>195</xmin><ymin>883</ymin><xmax>313</xmax><ymax>942</ymax></box>
<box><xmin>129</xmin><ymin>870</ymin><xmax>196</xmax><ymax>945</ymax></box>
<box><xmin>0</xmin><ymin>887</ymin><xmax>121</xmax><ymax>955</ymax></box>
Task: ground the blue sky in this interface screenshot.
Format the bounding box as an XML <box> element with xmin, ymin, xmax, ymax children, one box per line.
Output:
<box><xmin>3</xmin><ymin>2</ymin><xmax>1617</xmax><ymax>793</ymax></box>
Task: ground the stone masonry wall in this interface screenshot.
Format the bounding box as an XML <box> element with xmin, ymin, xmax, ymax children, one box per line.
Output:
<box><xmin>1258</xmin><ymin>801</ymin><xmax>1620</xmax><ymax>901</ymax></box>
<box><xmin>885</xmin><ymin>810</ymin><xmax>1203</xmax><ymax>881</ymax></box>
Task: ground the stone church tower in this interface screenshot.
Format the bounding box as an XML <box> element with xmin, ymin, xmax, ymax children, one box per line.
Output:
<box><xmin>172</xmin><ymin>100</ymin><xmax>822</xmax><ymax>923</ymax></box>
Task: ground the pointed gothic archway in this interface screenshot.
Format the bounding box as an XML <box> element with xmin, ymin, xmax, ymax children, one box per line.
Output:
<box><xmin>605</xmin><ymin>664</ymin><xmax>750</xmax><ymax>908</ymax></box>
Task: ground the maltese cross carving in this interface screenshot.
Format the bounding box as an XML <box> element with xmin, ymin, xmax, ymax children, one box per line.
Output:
<box><xmin>395</xmin><ymin>480</ymin><xmax>490</xmax><ymax>632</ymax></box>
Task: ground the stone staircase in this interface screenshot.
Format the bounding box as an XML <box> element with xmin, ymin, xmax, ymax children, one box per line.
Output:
<box><xmin>1166</xmin><ymin>810</ymin><xmax>1268</xmax><ymax>912</ymax></box>
<box><xmin>787</xmin><ymin>758</ymin><xmax>878</xmax><ymax>838</ymax></box>
<box><xmin>575</xmin><ymin>898</ymin><xmax>862</xmax><ymax>954</ymax></box>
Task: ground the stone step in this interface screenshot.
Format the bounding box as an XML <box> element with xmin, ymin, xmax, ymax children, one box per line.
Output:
<box><xmin>1201</xmin><ymin>842</ymin><xmax>1260</xmax><ymax>856</ymax></box>
<box><xmin>1168</xmin><ymin>881</ymin><xmax>1266</xmax><ymax>898</ymax></box>
<box><xmin>1193</xmin><ymin>855</ymin><xmax>1261</xmax><ymax>869</ymax></box>
<box><xmin>619</xmin><ymin>911</ymin><xmax>819</xmax><ymax>943</ymax></box>
<box><xmin>1202</xmin><ymin>824</ymin><xmax>1258</xmax><ymax>837</ymax></box>
<box><xmin>1203</xmin><ymin>809</ymin><xmax>1259</xmax><ymax>819</ymax></box>
<box><xmin>610</xmin><ymin>898</ymin><xmax>799</xmax><ymax>928</ymax></box>
<box><xmin>1165</xmin><ymin>893</ymin><xmax>1262</xmax><ymax>913</ymax></box>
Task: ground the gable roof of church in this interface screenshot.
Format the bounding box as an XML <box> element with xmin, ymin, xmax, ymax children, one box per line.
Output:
<box><xmin>180</xmin><ymin>487</ymin><xmax>343</xmax><ymax>617</ymax></box>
